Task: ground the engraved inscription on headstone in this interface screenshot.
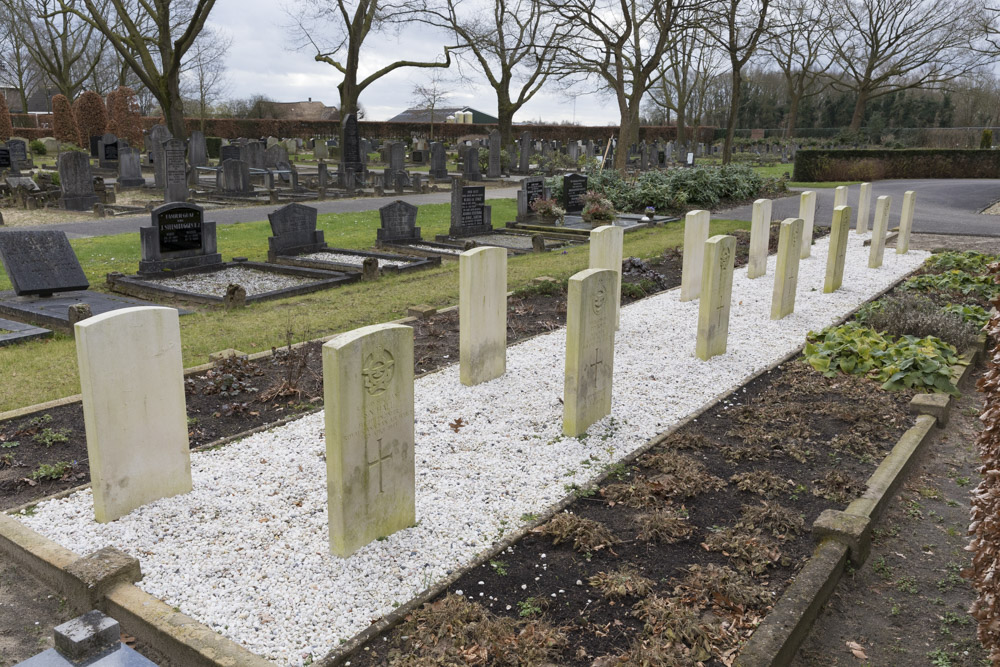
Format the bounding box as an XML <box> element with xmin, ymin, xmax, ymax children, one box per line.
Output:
<box><xmin>219</xmin><ymin>145</ymin><xmax>241</xmax><ymax>163</ymax></box>
<box><xmin>449</xmin><ymin>182</ymin><xmax>493</xmax><ymax>236</ymax></box>
<box><xmin>0</xmin><ymin>230</ymin><xmax>90</xmax><ymax>296</ymax></box>
<box><xmin>461</xmin><ymin>186</ymin><xmax>485</xmax><ymax>228</ymax></box>
<box><xmin>377</xmin><ymin>200</ymin><xmax>421</xmax><ymax>243</ymax></box>
<box><xmin>6</xmin><ymin>139</ymin><xmax>26</xmax><ymax>165</ymax></box>
<box><xmin>563</xmin><ymin>173</ymin><xmax>588</xmax><ymax>214</ymax></box>
<box><xmin>139</xmin><ymin>202</ymin><xmax>221</xmax><ymax>274</ymax></box>
<box><xmin>267</xmin><ymin>202</ymin><xmax>326</xmax><ymax>260</ymax></box>
<box><xmin>163</xmin><ymin>138</ymin><xmax>189</xmax><ymax>203</ymax></box>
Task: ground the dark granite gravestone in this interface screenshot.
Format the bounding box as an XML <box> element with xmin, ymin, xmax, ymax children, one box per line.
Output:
<box><xmin>219</xmin><ymin>144</ymin><xmax>240</xmax><ymax>163</ymax></box>
<box><xmin>0</xmin><ymin>147</ymin><xmax>11</xmax><ymax>170</ymax></box>
<box><xmin>13</xmin><ymin>609</ymin><xmax>158</xmax><ymax>667</ymax></box>
<box><xmin>411</xmin><ymin>149</ymin><xmax>426</xmax><ymax>164</ymax></box>
<box><xmin>6</xmin><ymin>175</ymin><xmax>39</xmax><ymax>192</ymax></box>
<box><xmin>0</xmin><ymin>316</ymin><xmax>51</xmax><ymax>346</ymax></box>
<box><xmin>218</xmin><ymin>159</ymin><xmax>251</xmax><ymax>194</ymax></box>
<box><xmin>162</xmin><ymin>138</ymin><xmax>189</xmax><ymax>202</ymax></box>
<box><xmin>89</xmin><ymin>135</ymin><xmax>101</xmax><ymax>158</ymax></box>
<box><xmin>449</xmin><ymin>182</ymin><xmax>492</xmax><ymax>236</ymax></box>
<box><xmin>267</xmin><ymin>202</ymin><xmax>326</xmax><ymax>260</ymax></box>
<box><xmin>461</xmin><ymin>146</ymin><xmax>482</xmax><ymax>181</ymax></box>
<box><xmin>188</xmin><ymin>130</ymin><xmax>207</xmax><ymax>168</ymax></box>
<box><xmin>516</xmin><ymin>176</ymin><xmax>547</xmax><ymax>221</ymax></box>
<box><xmin>0</xmin><ymin>231</ymin><xmax>89</xmax><ymax>296</ymax></box>
<box><xmin>145</xmin><ymin>124</ymin><xmax>172</xmax><ymax>187</ymax></box>
<box><xmin>241</xmin><ymin>141</ymin><xmax>265</xmax><ymax>170</ymax></box>
<box><xmin>117</xmin><ymin>148</ymin><xmax>145</xmax><ymax>187</ymax></box>
<box><xmin>377</xmin><ymin>200</ymin><xmax>421</xmax><ymax>243</ymax></box>
<box><xmin>98</xmin><ymin>133</ymin><xmax>119</xmax><ymax>169</ymax></box>
<box><xmin>563</xmin><ymin>173</ymin><xmax>587</xmax><ymax>214</ymax></box>
<box><xmin>7</xmin><ymin>139</ymin><xmax>27</xmax><ymax>166</ymax></box>
<box><xmin>139</xmin><ymin>202</ymin><xmax>221</xmax><ymax>274</ymax></box>
<box><xmin>57</xmin><ymin>152</ymin><xmax>99</xmax><ymax>211</ymax></box>
<box><xmin>429</xmin><ymin>142</ymin><xmax>448</xmax><ymax>178</ymax></box>
<box><xmin>518</xmin><ymin>131</ymin><xmax>531</xmax><ymax>173</ymax></box>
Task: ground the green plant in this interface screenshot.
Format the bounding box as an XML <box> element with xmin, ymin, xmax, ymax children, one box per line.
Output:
<box><xmin>580</xmin><ymin>191</ymin><xmax>616</xmax><ymax>223</ymax></box>
<box><xmin>33</xmin><ymin>427</ymin><xmax>71</xmax><ymax>447</ymax></box>
<box><xmin>803</xmin><ymin>322</ymin><xmax>961</xmax><ymax>395</ymax></box>
<box><xmin>896</xmin><ymin>576</ymin><xmax>919</xmax><ymax>593</ymax></box>
<box><xmin>983</xmin><ymin>129</ymin><xmax>994</xmax><ymax>149</ymax></box>
<box><xmin>489</xmin><ymin>560</ymin><xmax>508</xmax><ymax>576</ymax></box>
<box><xmin>1</xmin><ymin>441</ymin><xmax>19</xmax><ymax>448</ymax></box>
<box><xmin>31</xmin><ymin>460</ymin><xmax>74</xmax><ymax>480</ymax></box>
<box><xmin>857</xmin><ymin>293</ymin><xmax>980</xmax><ymax>350</ymax></box>
<box><xmin>517</xmin><ymin>597</ymin><xmax>543</xmax><ymax>617</ymax></box>
<box><xmin>901</xmin><ymin>271</ymin><xmax>998</xmax><ymax>304</ymax></box>
<box><xmin>28</xmin><ymin>139</ymin><xmax>46</xmax><ymax>155</ymax></box>
<box><xmin>529</xmin><ymin>198</ymin><xmax>565</xmax><ymax>220</ymax></box>
<box><xmin>924</xmin><ymin>251</ymin><xmax>998</xmax><ymax>274</ymax></box>
<box><xmin>943</xmin><ymin>303</ymin><xmax>990</xmax><ymax>329</ymax></box>
<box><xmin>28</xmin><ymin>414</ymin><xmax>52</xmax><ymax>428</ymax></box>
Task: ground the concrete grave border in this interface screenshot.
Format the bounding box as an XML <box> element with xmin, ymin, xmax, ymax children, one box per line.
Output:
<box><xmin>0</xmin><ymin>317</ymin><xmax>52</xmax><ymax>346</ymax></box>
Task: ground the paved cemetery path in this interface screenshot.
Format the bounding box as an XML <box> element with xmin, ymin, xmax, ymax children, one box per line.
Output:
<box><xmin>0</xmin><ymin>187</ymin><xmax>521</xmax><ymax>239</ymax></box>
<box><xmin>718</xmin><ymin>178</ymin><xmax>1000</xmax><ymax>237</ymax></box>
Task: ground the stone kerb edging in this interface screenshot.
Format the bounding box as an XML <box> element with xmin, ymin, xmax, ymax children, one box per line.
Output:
<box><xmin>0</xmin><ymin>269</ymin><xmax>927</xmax><ymax>667</ymax></box>
<box><xmin>734</xmin><ymin>336</ymin><xmax>985</xmax><ymax>667</ymax></box>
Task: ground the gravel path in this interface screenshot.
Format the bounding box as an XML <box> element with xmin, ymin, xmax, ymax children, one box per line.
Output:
<box><xmin>151</xmin><ymin>267</ymin><xmax>317</xmax><ymax>297</ymax></box>
<box><xmin>14</xmin><ymin>234</ymin><xmax>928</xmax><ymax>665</ymax></box>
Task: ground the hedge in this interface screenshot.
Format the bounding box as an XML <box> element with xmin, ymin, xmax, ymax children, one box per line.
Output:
<box><xmin>793</xmin><ymin>149</ymin><xmax>1000</xmax><ymax>182</ymax></box>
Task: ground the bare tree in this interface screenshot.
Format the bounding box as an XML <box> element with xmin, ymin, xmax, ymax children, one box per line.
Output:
<box><xmin>709</xmin><ymin>0</ymin><xmax>772</xmax><ymax>163</ymax></box>
<box><xmin>547</xmin><ymin>0</ymin><xmax>695</xmax><ymax>169</ymax></box>
<box><xmin>761</xmin><ymin>0</ymin><xmax>830</xmax><ymax>137</ymax></box>
<box><xmin>0</xmin><ymin>4</ymin><xmax>43</xmax><ymax>111</ymax></box>
<box><xmin>410</xmin><ymin>0</ymin><xmax>567</xmax><ymax>147</ymax></box>
<box><xmin>410</xmin><ymin>69</ymin><xmax>450</xmax><ymax>139</ymax></box>
<box><xmin>288</xmin><ymin>0</ymin><xmax>451</xmax><ymax>142</ymax></box>
<box><xmin>1</xmin><ymin>0</ymin><xmax>105</xmax><ymax>100</ymax></box>
<box><xmin>181</xmin><ymin>27</ymin><xmax>232</xmax><ymax>130</ymax></box>
<box><xmin>55</xmin><ymin>0</ymin><xmax>218</xmax><ymax>139</ymax></box>
<box><xmin>827</xmin><ymin>0</ymin><xmax>989</xmax><ymax>132</ymax></box>
<box><xmin>648</xmin><ymin>23</ymin><xmax>724</xmax><ymax>144</ymax></box>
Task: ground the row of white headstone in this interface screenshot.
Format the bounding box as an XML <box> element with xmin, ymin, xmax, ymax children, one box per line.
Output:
<box><xmin>71</xmin><ymin>225</ymin><xmax>627</xmax><ymax>558</ymax></box>
<box><xmin>685</xmin><ymin>185</ymin><xmax>916</xmax><ymax>361</ymax></box>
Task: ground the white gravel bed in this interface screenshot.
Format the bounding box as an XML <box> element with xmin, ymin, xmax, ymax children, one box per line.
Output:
<box><xmin>151</xmin><ymin>267</ymin><xmax>317</xmax><ymax>297</ymax></box>
<box><xmin>297</xmin><ymin>251</ymin><xmax>413</xmax><ymax>268</ymax></box>
<box><xmin>16</xmin><ymin>234</ymin><xmax>928</xmax><ymax>665</ymax></box>
<box><xmin>407</xmin><ymin>243</ymin><xmax>462</xmax><ymax>255</ymax></box>
<box><xmin>466</xmin><ymin>233</ymin><xmax>535</xmax><ymax>249</ymax></box>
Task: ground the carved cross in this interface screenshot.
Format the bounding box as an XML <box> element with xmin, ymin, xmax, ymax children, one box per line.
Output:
<box><xmin>366</xmin><ymin>438</ymin><xmax>393</xmax><ymax>494</ymax></box>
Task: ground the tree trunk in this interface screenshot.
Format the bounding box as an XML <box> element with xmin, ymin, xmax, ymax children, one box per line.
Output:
<box><xmin>849</xmin><ymin>89</ymin><xmax>868</xmax><ymax>132</ymax></box>
<box><xmin>786</xmin><ymin>90</ymin><xmax>800</xmax><ymax>139</ymax></box>
<box><xmin>615</xmin><ymin>102</ymin><xmax>640</xmax><ymax>169</ymax></box>
<box><xmin>723</xmin><ymin>69</ymin><xmax>742</xmax><ymax>164</ymax></box>
<box><xmin>163</xmin><ymin>72</ymin><xmax>187</xmax><ymax>140</ymax></box>
<box><xmin>496</xmin><ymin>96</ymin><xmax>515</xmax><ymax>152</ymax></box>
<box><xmin>676</xmin><ymin>106</ymin><xmax>687</xmax><ymax>146</ymax></box>
<box><xmin>338</xmin><ymin>76</ymin><xmax>359</xmax><ymax>148</ymax></box>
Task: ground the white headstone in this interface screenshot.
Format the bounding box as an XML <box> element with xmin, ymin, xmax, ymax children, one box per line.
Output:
<box><xmin>869</xmin><ymin>195</ymin><xmax>892</xmax><ymax>268</ymax></box>
<box><xmin>589</xmin><ymin>225</ymin><xmax>624</xmax><ymax>328</ymax></box>
<box><xmin>856</xmin><ymin>182</ymin><xmax>872</xmax><ymax>233</ymax></box>
<box><xmin>896</xmin><ymin>190</ymin><xmax>915</xmax><ymax>254</ymax></box>
<box><xmin>324</xmin><ymin>323</ymin><xmax>415</xmax><ymax>557</ymax></box>
<box><xmin>824</xmin><ymin>206</ymin><xmax>852</xmax><ymax>293</ymax></box>
<box><xmin>695</xmin><ymin>235</ymin><xmax>736</xmax><ymax>361</ymax></box>
<box><xmin>833</xmin><ymin>185</ymin><xmax>848</xmax><ymax>209</ymax></box>
<box><xmin>747</xmin><ymin>198</ymin><xmax>772</xmax><ymax>279</ymax></box>
<box><xmin>798</xmin><ymin>191</ymin><xmax>816</xmax><ymax>259</ymax></box>
<box><xmin>460</xmin><ymin>246</ymin><xmax>507</xmax><ymax>386</ymax></box>
<box><xmin>680</xmin><ymin>210</ymin><xmax>710</xmax><ymax>302</ymax></box>
<box><xmin>75</xmin><ymin>307</ymin><xmax>191</xmax><ymax>523</ymax></box>
<box><xmin>563</xmin><ymin>268</ymin><xmax>616</xmax><ymax>437</ymax></box>
<box><xmin>771</xmin><ymin>217</ymin><xmax>804</xmax><ymax>320</ymax></box>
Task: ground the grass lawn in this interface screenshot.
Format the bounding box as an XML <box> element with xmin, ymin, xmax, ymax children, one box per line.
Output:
<box><xmin>0</xmin><ymin>203</ymin><xmax>749</xmax><ymax>412</ymax></box>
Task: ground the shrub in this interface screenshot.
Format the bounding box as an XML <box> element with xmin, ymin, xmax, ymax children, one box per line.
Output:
<box><xmin>105</xmin><ymin>87</ymin><xmax>143</xmax><ymax>146</ymax></box>
<box><xmin>206</xmin><ymin>136</ymin><xmax>222</xmax><ymax>159</ymax></box>
<box><xmin>793</xmin><ymin>149</ymin><xmax>1000</xmax><ymax>182</ymax></box>
<box><xmin>51</xmin><ymin>95</ymin><xmax>80</xmax><ymax>145</ymax></box>
<box><xmin>982</xmin><ymin>129</ymin><xmax>993</xmax><ymax>149</ymax></box>
<box><xmin>73</xmin><ymin>91</ymin><xmax>108</xmax><ymax>147</ymax></box>
<box><xmin>855</xmin><ymin>293</ymin><xmax>980</xmax><ymax>350</ymax></box>
<box><xmin>29</xmin><ymin>139</ymin><xmax>46</xmax><ymax>156</ymax></box>
<box><xmin>0</xmin><ymin>94</ymin><xmax>11</xmax><ymax>142</ymax></box>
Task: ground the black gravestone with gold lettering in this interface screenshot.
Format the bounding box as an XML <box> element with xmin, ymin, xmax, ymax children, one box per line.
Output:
<box><xmin>139</xmin><ymin>202</ymin><xmax>222</xmax><ymax>274</ymax></box>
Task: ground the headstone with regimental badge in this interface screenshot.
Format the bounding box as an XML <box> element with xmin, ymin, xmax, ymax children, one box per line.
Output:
<box><xmin>563</xmin><ymin>268</ymin><xmax>616</xmax><ymax>437</ymax></box>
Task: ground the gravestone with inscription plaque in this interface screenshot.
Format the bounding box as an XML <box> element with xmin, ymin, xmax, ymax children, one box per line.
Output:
<box><xmin>58</xmin><ymin>151</ymin><xmax>99</xmax><ymax>211</ymax></box>
<box><xmin>162</xmin><ymin>138</ymin><xmax>189</xmax><ymax>203</ymax></box>
<box><xmin>98</xmin><ymin>133</ymin><xmax>119</xmax><ymax>169</ymax></box>
<box><xmin>563</xmin><ymin>268</ymin><xmax>616</xmax><ymax>437</ymax></box>
<box><xmin>449</xmin><ymin>182</ymin><xmax>492</xmax><ymax>236</ymax></box>
<box><xmin>563</xmin><ymin>173</ymin><xmax>587</xmax><ymax>214</ymax></box>
<box><xmin>0</xmin><ymin>230</ymin><xmax>90</xmax><ymax>296</ymax></box>
<box><xmin>323</xmin><ymin>323</ymin><xmax>415</xmax><ymax>557</ymax></box>
<box><xmin>516</xmin><ymin>176</ymin><xmax>548</xmax><ymax>222</ymax></box>
<box><xmin>6</xmin><ymin>139</ymin><xmax>27</xmax><ymax>168</ymax></box>
<box><xmin>139</xmin><ymin>202</ymin><xmax>221</xmax><ymax>274</ymax></box>
<box><xmin>267</xmin><ymin>202</ymin><xmax>327</xmax><ymax>261</ymax></box>
<box><xmin>377</xmin><ymin>200</ymin><xmax>421</xmax><ymax>243</ymax></box>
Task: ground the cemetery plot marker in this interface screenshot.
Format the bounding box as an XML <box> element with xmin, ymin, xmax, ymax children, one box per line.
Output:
<box><xmin>747</xmin><ymin>198</ymin><xmax>772</xmax><ymax>279</ymax></box>
<box><xmin>824</xmin><ymin>206</ymin><xmax>852</xmax><ymax>293</ymax></box>
<box><xmin>589</xmin><ymin>225</ymin><xmax>624</xmax><ymax>328</ymax></box>
<box><xmin>267</xmin><ymin>203</ymin><xmax>326</xmax><ymax>261</ymax></box>
<box><xmin>162</xmin><ymin>138</ymin><xmax>189</xmax><ymax>203</ymax></box>
<box><xmin>57</xmin><ymin>151</ymin><xmax>99</xmax><ymax>211</ymax></box>
<box><xmin>897</xmin><ymin>190</ymin><xmax>915</xmax><ymax>254</ymax></box>
<box><xmin>378</xmin><ymin>200</ymin><xmax>421</xmax><ymax>243</ymax></box>
<box><xmin>869</xmin><ymin>195</ymin><xmax>891</xmax><ymax>268</ymax></box>
<box><xmin>563</xmin><ymin>268</ymin><xmax>616</xmax><ymax>437</ymax></box>
<box><xmin>680</xmin><ymin>210</ymin><xmax>710</xmax><ymax>302</ymax></box>
<box><xmin>324</xmin><ymin>323</ymin><xmax>415</xmax><ymax>557</ymax></box>
<box><xmin>76</xmin><ymin>306</ymin><xmax>192</xmax><ymax>523</ymax></box>
<box><xmin>563</xmin><ymin>173</ymin><xmax>587</xmax><ymax>214</ymax></box>
<box><xmin>449</xmin><ymin>182</ymin><xmax>492</xmax><ymax>236</ymax></box>
<box><xmin>695</xmin><ymin>235</ymin><xmax>736</xmax><ymax>361</ymax></box>
<box><xmin>798</xmin><ymin>191</ymin><xmax>816</xmax><ymax>259</ymax></box>
<box><xmin>833</xmin><ymin>185</ymin><xmax>848</xmax><ymax>208</ymax></box>
<box><xmin>771</xmin><ymin>217</ymin><xmax>804</xmax><ymax>320</ymax></box>
<box><xmin>0</xmin><ymin>230</ymin><xmax>90</xmax><ymax>296</ymax></box>
<box><xmin>460</xmin><ymin>247</ymin><xmax>507</xmax><ymax>386</ymax></box>
<box><xmin>856</xmin><ymin>182</ymin><xmax>872</xmax><ymax>233</ymax></box>
<box><xmin>139</xmin><ymin>202</ymin><xmax>221</xmax><ymax>274</ymax></box>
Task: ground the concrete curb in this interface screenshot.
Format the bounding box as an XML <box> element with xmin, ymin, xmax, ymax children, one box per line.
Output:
<box><xmin>734</xmin><ymin>337</ymin><xmax>985</xmax><ymax>667</ymax></box>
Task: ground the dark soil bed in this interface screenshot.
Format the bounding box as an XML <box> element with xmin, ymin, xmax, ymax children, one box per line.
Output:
<box><xmin>0</xmin><ymin>222</ymin><xmax>828</xmax><ymax>511</ymax></box>
<box><xmin>347</xmin><ymin>362</ymin><xmax>916</xmax><ymax>666</ymax></box>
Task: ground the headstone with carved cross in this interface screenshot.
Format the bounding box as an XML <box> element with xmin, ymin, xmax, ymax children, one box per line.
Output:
<box><xmin>869</xmin><ymin>195</ymin><xmax>892</xmax><ymax>268</ymax></box>
<box><xmin>825</xmin><ymin>206</ymin><xmax>852</xmax><ymax>293</ymax></box>
<box><xmin>771</xmin><ymin>217</ymin><xmax>804</xmax><ymax>320</ymax></box>
<box><xmin>680</xmin><ymin>210</ymin><xmax>710</xmax><ymax>302</ymax></box>
<box><xmin>747</xmin><ymin>198</ymin><xmax>772</xmax><ymax>279</ymax></box>
<box><xmin>798</xmin><ymin>191</ymin><xmax>816</xmax><ymax>259</ymax></box>
<box><xmin>695</xmin><ymin>235</ymin><xmax>737</xmax><ymax>361</ymax></box>
<box><xmin>460</xmin><ymin>246</ymin><xmax>507</xmax><ymax>386</ymax></box>
<box><xmin>323</xmin><ymin>323</ymin><xmax>415</xmax><ymax>557</ymax></box>
<box><xmin>589</xmin><ymin>225</ymin><xmax>623</xmax><ymax>329</ymax></box>
<box><xmin>563</xmin><ymin>268</ymin><xmax>617</xmax><ymax>437</ymax></box>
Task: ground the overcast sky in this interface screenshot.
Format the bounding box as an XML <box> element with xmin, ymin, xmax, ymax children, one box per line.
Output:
<box><xmin>210</xmin><ymin>1</ymin><xmax>621</xmax><ymax>125</ymax></box>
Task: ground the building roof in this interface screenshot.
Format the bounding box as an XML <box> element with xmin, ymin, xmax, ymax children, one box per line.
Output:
<box><xmin>387</xmin><ymin>106</ymin><xmax>499</xmax><ymax>124</ymax></box>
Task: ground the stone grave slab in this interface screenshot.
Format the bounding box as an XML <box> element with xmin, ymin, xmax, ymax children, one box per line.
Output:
<box><xmin>0</xmin><ymin>289</ymin><xmax>179</xmax><ymax>335</ymax></box>
<box><xmin>219</xmin><ymin>144</ymin><xmax>240</xmax><ymax>163</ymax></box>
<box><xmin>267</xmin><ymin>202</ymin><xmax>326</xmax><ymax>261</ymax></box>
<box><xmin>6</xmin><ymin>175</ymin><xmax>39</xmax><ymax>192</ymax></box>
<box><xmin>6</xmin><ymin>139</ymin><xmax>27</xmax><ymax>166</ymax></box>
<box><xmin>57</xmin><ymin>152</ymin><xmax>98</xmax><ymax>211</ymax></box>
<box><xmin>0</xmin><ymin>316</ymin><xmax>52</xmax><ymax>346</ymax></box>
<box><xmin>139</xmin><ymin>202</ymin><xmax>221</xmax><ymax>274</ymax></box>
<box><xmin>516</xmin><ymin>176</ymin><xmax>546</xmax><ymax>222</ymax></box>
<box><xmin>0</xmin><ymin>230</ymin><xmax>89</xmax><ymax>295</ymax></box>
<box><xmin>589</xmin><ymin>225</ymin><xmax>623</xmax><ymax>328</ymax></box>
<box><xmin>324</xmin><ymin>323</ymin><xmax>415</xmax><ymax>557</ymax></box>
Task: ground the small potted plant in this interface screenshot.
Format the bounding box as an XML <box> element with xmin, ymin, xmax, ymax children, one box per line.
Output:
<box><xmin>581</xmin><ymin>191</ymin><xmax>617</xmax><ymax>228</ymax></box>
<box><xmin>530</xmin><ymin>197</ymin><xmax>566</xmax><ymax>224</ymax></box>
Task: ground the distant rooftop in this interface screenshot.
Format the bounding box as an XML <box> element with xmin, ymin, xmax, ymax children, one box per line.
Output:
<box><xmin>272</xmin><ymin>100</ymin><xmax>339</xmax><ymax>121</ymax></box>
<box><xmin>387</xmin><ymin>106</ymin><xmax>499</xmax><ymax>124</ymax></box>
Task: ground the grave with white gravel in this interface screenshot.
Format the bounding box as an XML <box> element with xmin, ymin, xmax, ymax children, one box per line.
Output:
<box><xmin>15</xmin><ymin>232</ymin><xmax>927</xmax><ymax>665</ymax></box>
<box><xmin>297</xmin><ymin>251</ymin><xmax>413</xmax><ymax>268</ymax></box>
<box><xmin>150</xmin><ymin>266</ymin><xmax>316</xmax><ymax>297</ymax></box>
